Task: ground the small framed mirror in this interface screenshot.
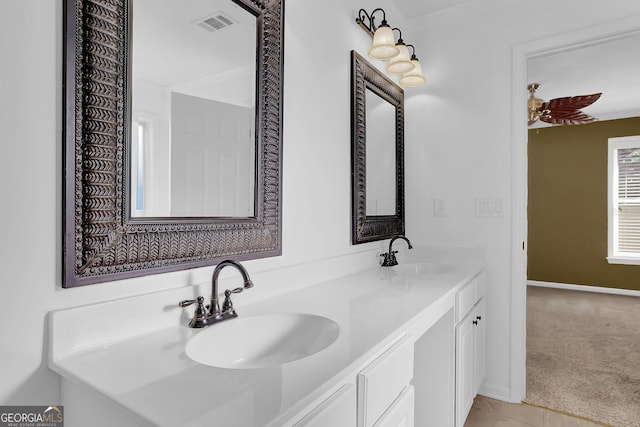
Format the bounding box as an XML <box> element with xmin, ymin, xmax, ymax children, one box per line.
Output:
<box><xmin>63</xmin><ymin>0</ymin><xmax>284</xmax><ymax>287</ymax></box>
<box><xmin>351</xmin><ymin>51</ymin><xmax>405</xmax><ymax>244</ymax></box>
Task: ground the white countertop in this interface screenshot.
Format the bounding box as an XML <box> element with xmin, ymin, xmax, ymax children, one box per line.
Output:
<box><xmin>49</xmin><ymin>249</ymin><xmax>483</xmax><ymax>427</ymax></box>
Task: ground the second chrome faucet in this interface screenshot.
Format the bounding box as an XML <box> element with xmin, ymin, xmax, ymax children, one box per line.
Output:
<box><xmin>179</xmin><ymin>259</ymin><xmax>254</xmax><ymax>328</ymax></box>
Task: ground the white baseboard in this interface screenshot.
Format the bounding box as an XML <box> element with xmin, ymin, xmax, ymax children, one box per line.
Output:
<box><xmin>478</xmin><ymin>383</ymin><xmax>514</xmax><ymax>403</ymax></box>
<box><xmin>527</xmin><ymin>280</ymin><xmax>640</xmax><ymax>297</ymax></box>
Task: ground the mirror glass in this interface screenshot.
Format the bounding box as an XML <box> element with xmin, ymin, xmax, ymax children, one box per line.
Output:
<box><xmin>131</xmin><ymin>0</ymin><xmax>256</xmax><ymax>218</ymax></box>
<box><xmin>365</xmin><ymin>89</ymin><xmax>396</xmax><ymax>216</ymax></box>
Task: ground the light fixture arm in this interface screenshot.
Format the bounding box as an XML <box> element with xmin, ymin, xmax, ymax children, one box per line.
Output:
<box><xmin>407</xmin><ymin>44</ymin><xmax>417</xmax><ymax>59</ymax></box>
<box><xmin>356</xmin><ymin>8</ymin><xmax>389</xmax><ymax>37</ymax></box>
<box><xmin>392</xmin><ymin>28</ymin><xmax>405</xmax><ymax>44</ymax></box>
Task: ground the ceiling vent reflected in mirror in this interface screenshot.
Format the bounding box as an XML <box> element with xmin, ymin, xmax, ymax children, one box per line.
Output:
<box><xmin>196</xmin><ymin>12</ymin><xmax>236</xmax><ymax>32</ymax></box>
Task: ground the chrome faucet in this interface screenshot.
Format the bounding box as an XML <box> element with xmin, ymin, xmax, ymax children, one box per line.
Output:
<box><xmin>179</xmin><ymin>259</ymin><xmax>254</xmax><ymax>328</ymax></box>
<box><xmin>380</xmin><ymin>235</ymin><xmax>413</xmax><ymax>267</ymax></box>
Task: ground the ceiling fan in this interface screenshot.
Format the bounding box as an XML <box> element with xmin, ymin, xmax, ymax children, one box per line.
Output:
<box><xmin>527</xmin><ymin>83</ymin><xmax>602</xmax><ymax>126</ymax></box>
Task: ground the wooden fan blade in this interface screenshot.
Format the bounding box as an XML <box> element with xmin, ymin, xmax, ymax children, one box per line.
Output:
<box><xmin>540</xmin><ymin>110</ymin><xmax>598</xmax><ymax>125</ymax></box>
<box><xmin>543</xmin><ymin>93</ymin><xmax>602</xmax><ymax>112</ymax></box>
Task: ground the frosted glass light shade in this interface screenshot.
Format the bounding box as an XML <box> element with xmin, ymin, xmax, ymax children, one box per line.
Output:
<box><xmin>368</xmin><ymin>24</ymin><xmax>399</xmax><ymax>60</ymax></box>
<box><xmin>400</xmin><ymin>59</ymin><xmax>426</xmax><ymax>87</ymax></box>
<box><xmin>386</xmin><ymin>43</ymin><xmax>414</xmax><ymax>74</ymax></box>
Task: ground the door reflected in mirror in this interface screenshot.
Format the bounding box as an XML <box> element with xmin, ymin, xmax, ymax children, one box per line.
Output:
<box><xmin>131</xmin><ymin>0</ymin><xmax>257</xmax><ymax>218</ymax></box>
<box><xmin>365</xmin><ymin>89</ymin><xmax>396</xmax><ymax>216</ymax></box>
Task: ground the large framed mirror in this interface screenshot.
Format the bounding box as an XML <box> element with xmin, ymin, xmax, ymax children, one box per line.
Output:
<box><xmin>351</xmin><ymin>51</ymin><xmax>405</xmax><ymax>244</ymax></box>
<box><xmin>63</xmin><ymin>0</ymin><xmax>284</xmax><ymax>287</ymax></box>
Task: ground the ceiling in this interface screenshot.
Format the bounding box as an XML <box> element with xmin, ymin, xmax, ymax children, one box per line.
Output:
<box><xmin>133</xmin><ymin>0</ymin><xmax>254</xmax><ymax>87</ymax></box>
<box><xmin>394</xmin><ymin>0</ymin><xmax>472</xmax><ymax>18</ymax></box>
<box><xmin>528</xmin><ymin>32</ymin><xmax>640</xmax><ymax>126</ymax></box>
<box><xmin>135</xmin><ymin>0</ymin><xmax>640</xmax><ymax>125</ymax></box>
<box><xmin>392</xmin><ymin>0</ymin><xmax>640</xmax><ymax>125</ymax></box>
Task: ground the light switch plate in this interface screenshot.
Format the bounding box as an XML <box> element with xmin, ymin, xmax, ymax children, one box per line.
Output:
<box><xmin>475</xmin><ymin>198</ymin><xmax>503</xmax><ymax>218</ymax></box>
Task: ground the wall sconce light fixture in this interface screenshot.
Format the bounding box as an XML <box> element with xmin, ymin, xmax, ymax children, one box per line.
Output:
<box><xmin>356</xmin><ymin>8</ymin><xmax>426</xmax><ymax>87</ymax></box>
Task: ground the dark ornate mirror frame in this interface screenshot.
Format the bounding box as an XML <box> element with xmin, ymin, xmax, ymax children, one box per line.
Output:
<box><xmin>63</xmin><ymin>0</ymin><xmax>284</xmax><ymax>287</ymax></box>
<box><xmin>350</xmin><ymin>50</ymin><xmax>405</xmax><ymax>245</ymax></box>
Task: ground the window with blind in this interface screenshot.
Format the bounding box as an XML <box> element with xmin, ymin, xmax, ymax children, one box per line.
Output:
<box><xmin>608</xmin><ymin>135</ymin><xmax>640</xmax><ymax>264</ymax></box>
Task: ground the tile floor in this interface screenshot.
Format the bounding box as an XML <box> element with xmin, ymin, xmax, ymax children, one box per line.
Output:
<box><xmin>464</xmin><ymin>395</ymin><xmax>608</xmax><ymax>427</ymax></box>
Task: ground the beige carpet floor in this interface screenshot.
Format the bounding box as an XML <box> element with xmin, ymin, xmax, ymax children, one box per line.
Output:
<box><xmin>526</xmin><ymin>286</ymin><xmax>640</xmax><ymax>427</ymax></box>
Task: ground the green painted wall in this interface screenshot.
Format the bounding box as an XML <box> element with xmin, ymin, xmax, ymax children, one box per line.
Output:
<box><xmin>528</xmin><ymin>117</ymin><xmax>640</xmax><ymax>291</ymax></box>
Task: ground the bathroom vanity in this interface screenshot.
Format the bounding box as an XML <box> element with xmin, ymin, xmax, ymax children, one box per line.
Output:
<box><xmin>49</xmin><ymin>248</ymin><xmax>484</xmax><ymax>427</ymax></box>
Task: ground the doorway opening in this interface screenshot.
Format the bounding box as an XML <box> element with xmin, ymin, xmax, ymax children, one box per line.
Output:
<box><xmin>510</xmin><ymin>16</ymin><xmax>640</xmax><ymax>403</ymax></box>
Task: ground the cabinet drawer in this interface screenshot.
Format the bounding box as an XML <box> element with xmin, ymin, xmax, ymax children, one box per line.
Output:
<box><xmin>373</xmin><ymin>385</ymin><xmax>414</xmax><ymax>427</ymax></box>
<box><xmin>358</xmin><ymin>336</ymin><xmax>414</xmax><ymax>427</ymax></box>
<box><xmin>294</xmin><ymin>384</ymin><xmax>356</xmax><ymax>427</ymax></box>
<box><xmin>456</xmin><ymin>280</ymin><xmax>476</xmax><ymax>323</ymax></box>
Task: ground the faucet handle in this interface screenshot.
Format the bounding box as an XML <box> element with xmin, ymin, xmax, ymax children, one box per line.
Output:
<box><xmin>179</xmin><ymin>296</ymin><xmax>204</xmax><ymax>308</ymax></box>
<box><xmin>380</xmin><ymin>251</ymin><xmax>399</xmax><ymax>267</ymax></box>
<box><xmin>179</xmin><ymin>296</ymin><xmax>208</xmax><ymax>326</ymax></box>
<box><xmin>222</xmin><ymin>287</ymin><xmax>244</xmax><ymax>312</ymax></box>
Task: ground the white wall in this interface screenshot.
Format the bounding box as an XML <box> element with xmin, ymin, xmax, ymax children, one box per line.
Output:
<box><xmin>403</xmin><ymin>0</ymin><xmax>640</xmax><ymax>399</ymax></box>
<box><xmin>0</xmin><ymin>0</ymin><xmax>407</xmax><ymax>404</ymax></box>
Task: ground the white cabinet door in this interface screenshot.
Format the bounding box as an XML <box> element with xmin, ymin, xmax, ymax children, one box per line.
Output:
<box><xmin>294</xmin><ymin>384</ymin><xmax>356</xmax><ymax>427</ymax></box>
<box><xmin>455</xmin><ymin>273</ymin><xmax>486</xmax><ymax>427</ymax></box>
<box><xmin>474</xmin><ymin>298</ymin><xmax>486</xmax><ymax>393</ymax></box>
<box><xmin>455</xmin><ymin>312</ymin><xmax>475</xmax><ymax>427</ymax></box>
<box><xmin>373</xmin><ymin>386</ymin><xmax>414</xmax><ymax>427</ymax></box>
<box><xmin>358</xmin><ymin>336</ymin><xmax>414</xmax><ymax>427</ymax></box>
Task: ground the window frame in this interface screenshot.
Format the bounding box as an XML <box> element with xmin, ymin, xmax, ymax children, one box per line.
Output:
<box><xmin>607</xmin><ymin>135</ymin><xmax>640</xmax><ymax>265</ymax></box>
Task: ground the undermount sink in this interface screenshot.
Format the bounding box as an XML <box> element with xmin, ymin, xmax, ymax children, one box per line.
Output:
<box><xmin>392</xmin><ymin>262</ymin><xmax>455</xmax><ymax>275</ymax></box>
<box><xmin>185</xmin><ymin>313</ymin><xmax>340</xmax><ymax>369</ymax></box>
